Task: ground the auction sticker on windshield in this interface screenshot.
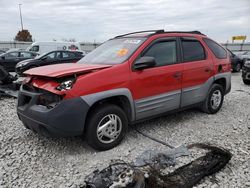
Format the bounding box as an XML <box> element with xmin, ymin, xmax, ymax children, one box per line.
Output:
<box><xmin>124</xmin><ymin>39</ymin><xmax>141</xmax><ymax>44</ymax></box>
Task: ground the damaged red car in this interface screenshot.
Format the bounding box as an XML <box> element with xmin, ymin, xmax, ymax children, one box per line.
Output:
<box><xmin>17</xmin><ymin>30</ymin><xmax>231</xmax><ymax>150</ymax></box>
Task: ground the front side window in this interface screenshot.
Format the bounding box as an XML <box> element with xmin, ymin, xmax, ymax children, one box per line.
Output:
<box><xmin>142</xmin><ymin>40</ymin><xmax>176</xmax><ymax>66</ymax></box>
<box><xmin>78</xmin><ymin>38</ymin><xmax>146</xmax><ymax>65</ymax></box>
<box><xmin>203</xmin><ymin>38</ymin><xmax>227</xmax><ymax>59</ymax></box>
<box><xmin>182</xmin><ymin>40</ymin><xmax>206</xmax><ymax>62</ymax></box>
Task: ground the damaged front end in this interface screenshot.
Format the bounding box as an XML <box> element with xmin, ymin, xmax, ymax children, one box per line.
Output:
<box><xmin>17</xmin><ymin>75</ymin><xmax>89</xmax><ymax>137</ymax></box>
<box><xmin>83</xmin><ymin>144</ymin><xmax>232</xmax><ymax>188</ymax></box>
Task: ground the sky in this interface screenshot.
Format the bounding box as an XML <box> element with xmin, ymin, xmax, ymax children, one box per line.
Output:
<box><xmin>0</xmin><ymin>0</ymin><xmax>249</xmax><ymax>43</ymax></box>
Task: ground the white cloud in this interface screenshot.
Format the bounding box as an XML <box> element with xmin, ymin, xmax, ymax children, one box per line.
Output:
<box><xmin>0</xmin><ymin>0</ymin><xmax>249</xmax><ymax>42</ymax></box>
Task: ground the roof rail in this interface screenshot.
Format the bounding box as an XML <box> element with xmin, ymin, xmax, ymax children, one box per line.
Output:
<box><xmin>114</xmin><ymin>30</ymin><xmax>206</xmax><ymax>38</ymax></box>
<box><xmin>163</xmin><ymin>30</ymin><xmax>206</xmax><ymax>36</ymax></box>
<box><xmin>114</xmin><ymin>30</ymin><xmax>165</xmax><ymax>38</ymax></box>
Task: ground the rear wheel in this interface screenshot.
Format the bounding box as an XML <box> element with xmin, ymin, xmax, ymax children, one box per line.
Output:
<box><xmin>202</xmin><ymin>84</ymin><xmax>224</xmax><ymax>114</ymax></box>
<box><xmin>243</xmin><ymin>79</ymin><xmax>250</xmax><ymax>85</ymax></box>
<box><xmin>85</xmin><ymin>104</ymin><xmax>128</xmax><ymax>151</ymax></box>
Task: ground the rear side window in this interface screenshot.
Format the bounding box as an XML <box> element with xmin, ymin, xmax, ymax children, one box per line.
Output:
<box><xmin>203</xmin><ymin>38</ymin><xmax>227</xmax><ymax>59</ymax></box>
<box><xmin>143</xmin><ymin>41</ymin><xmax>176</xmax><ymax>66</ymax></box>
<box><xmin>181</xmin><ymin>39</ymin><xmax>206</xmax><ymax>62</ymax></box>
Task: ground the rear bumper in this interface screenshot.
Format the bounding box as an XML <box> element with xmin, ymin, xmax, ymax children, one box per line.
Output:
<box><xmin>17</xmin><ymin>86</ymin><xmax>89</xmax><ymax>137</ymax></box>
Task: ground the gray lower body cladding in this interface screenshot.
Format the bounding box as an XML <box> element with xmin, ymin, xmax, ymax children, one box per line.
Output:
<box><xmin>135</xmin><ymin>72</ymin><xmax>231</xmax><ymax>120</ymax></box>
<box><xmin>135</xmin><ymin>91</ymin><xmax>181</xmax><ymax>120</ymax></box>
<box><xmin>17</xmin><ymin>87</ymin><xmax>89</xmax><ymax>137</ymax></box>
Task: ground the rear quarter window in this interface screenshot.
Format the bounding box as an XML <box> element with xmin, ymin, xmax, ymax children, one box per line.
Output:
<box><xmin>203</xmin><ymin>38</ymin><xmax>227</xmax><ymax>59</ymax></box>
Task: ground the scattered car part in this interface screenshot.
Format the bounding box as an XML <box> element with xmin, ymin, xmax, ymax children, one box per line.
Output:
<box><xmin>82</xmin><ymin>143</ymin><xmax>232</xmax><ymax>188</ymax></box>
<box><xmin>0</xmin><ymin>65</ymin><xmax>18</xmax><ymax>85</ymax></box>
<box><xmin>0</xmin><ymin>65</ymin><xmax>20</xmax><ymax>98</ymax></box>
<box><xmin>17</xmin><ymin>30</ymin><xmax>231</xmax><ymax>150</ymax></box>
<box><xmin>0</xmin><ymin>85</ymin><xmax>19</xmax><ymax>98</ymax></box>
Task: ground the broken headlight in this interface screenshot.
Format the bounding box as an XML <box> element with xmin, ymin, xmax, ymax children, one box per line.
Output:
<box><xmin>37</xmin><ymin>92</ymin><xmax>62</xmax><ymax>109</ymax></box>
<box><xmin>56</xmin><ymin>78</ymin><xmax>76</xmax><ymax>91</ymax></box>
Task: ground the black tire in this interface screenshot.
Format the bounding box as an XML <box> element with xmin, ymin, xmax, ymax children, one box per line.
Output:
<box><xmin>85</xmin><ymin>104</ymin><xmax>128</xmax><ymax>151</ymax></box>
<box><xmin>243</xmin><ymin>79</ymin><xmax>250</xmax><ymax>85</ymax></box>
<box><xmin>202</xmin><ymin>84</ymin><xmax>224</xmax><ymax>114</ymax></box>
<box><xmin>233</xmin><ymin>63</ymin><xmax>241</xmax><ymax>72</ymax></box>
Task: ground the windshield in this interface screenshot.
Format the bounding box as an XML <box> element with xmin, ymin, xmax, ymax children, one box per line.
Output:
<box><xmin>78</xmin><ymin>38</ymin><xmax>146</xmax><ymax>65</ymax></box>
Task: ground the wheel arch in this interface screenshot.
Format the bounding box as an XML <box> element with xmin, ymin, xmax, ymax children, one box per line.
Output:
<box><xmin>213</xmin><ymin>72</ymin><xmax>231</xmax><ymax>94</ymax></box>
<box><xmin>213</xmin><ymin>77</ymin><xmax>226</xmax><ymax>92</ymax></box>
<box><xmin>81</xmin><ymin>88</ymin><xmax>135</xmax><ymax>130</ymax></box>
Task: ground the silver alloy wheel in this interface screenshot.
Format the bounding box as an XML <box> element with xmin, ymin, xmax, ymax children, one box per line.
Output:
<box><xmin>210</xmin><ymin>90</ymin><xmax>222</xmax><ymax>110</ymax></box>
<box><xmin>96</xmin><ymin>114</ymin><xmax>122</xmax><ymax>144</ymax></box>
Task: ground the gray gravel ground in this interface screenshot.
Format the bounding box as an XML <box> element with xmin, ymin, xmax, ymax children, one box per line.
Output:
<box><xmin>0</xmin><ymin>73</ymin><xmax>249</xmax><ymax>188</ymax></box>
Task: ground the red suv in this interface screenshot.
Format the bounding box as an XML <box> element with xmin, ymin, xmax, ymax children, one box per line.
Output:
<box><xmin>17</xmin><ymin>30</ymin><xmax>231</xmax><ymax>150</ymax></box>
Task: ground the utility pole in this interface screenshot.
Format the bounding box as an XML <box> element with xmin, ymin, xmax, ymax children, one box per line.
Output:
<box><xmin>18</xmin><ymin>4</ymin><xmax>24</xmax><ymax>30</ymax></box>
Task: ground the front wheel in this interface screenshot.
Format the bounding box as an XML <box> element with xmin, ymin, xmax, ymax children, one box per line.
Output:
<box><xmin>202</xmin><ymin>84</ymin><xmax>224</xmax><ymax>114</ymax></box>
<box><xmin>85</xmin><ymin>104</ymin><xmax>128</xmax><ymax>151</ymax></box>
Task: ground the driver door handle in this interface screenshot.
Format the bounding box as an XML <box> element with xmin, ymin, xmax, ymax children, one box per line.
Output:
<box><xmin>172</xmin><ymin>72</ymin><xmax>182</xmax><ymax>79</ymax></box>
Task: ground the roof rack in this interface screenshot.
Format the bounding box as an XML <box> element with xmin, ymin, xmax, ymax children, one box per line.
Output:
<box><xmin>114</xmin><ymin>30</ymin><xmax>205</xmax><ymax>38</ymax></box>
<box><xmin>114</xmin><ymin>30</ymin><xmax>165</xmax><ymax>38</ymax></box>
<box><xmin>163</xmin><ymin>31</ymin><xmax>206</xmax><ymax>36</ymax></box>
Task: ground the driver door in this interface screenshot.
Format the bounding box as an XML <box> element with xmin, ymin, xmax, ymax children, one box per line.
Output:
<box><xmin>130</xmin><ymin>38</ymin><xmax>183</xmax><ymax>120</ymax></box>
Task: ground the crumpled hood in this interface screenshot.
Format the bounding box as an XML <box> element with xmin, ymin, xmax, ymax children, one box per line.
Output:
<box><xmin>24</xmin><ymin>63</ymin><xmax>113</xmax><ymax>78</ymax></box>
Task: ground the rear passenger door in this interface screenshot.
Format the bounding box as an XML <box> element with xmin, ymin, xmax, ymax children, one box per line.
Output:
<box><xmin>180</xmin><ymin>37</ymin><xmax>213</xmax><ymax>107</ymax></box>
<box><xmin>131</xmin><ymin>38</ymin><xmax>183</xmax><ymax>120</ymax></box>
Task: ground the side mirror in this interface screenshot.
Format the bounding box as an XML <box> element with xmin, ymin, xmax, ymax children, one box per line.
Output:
<box><xmin>134</xmin><ymin>56</ymin><xmax>156</xmax><ymax>70</ymax></box>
